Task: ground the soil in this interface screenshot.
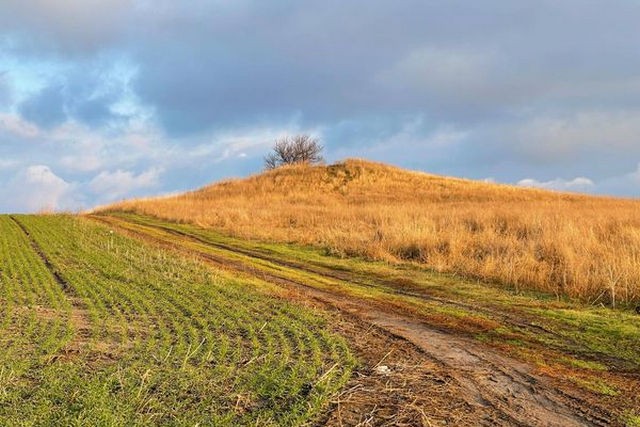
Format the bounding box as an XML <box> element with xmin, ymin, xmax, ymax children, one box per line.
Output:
<box><xmin>91</xmin><ymin>215</ymin><xmax>619</xmax><ymax>426</ymax></box>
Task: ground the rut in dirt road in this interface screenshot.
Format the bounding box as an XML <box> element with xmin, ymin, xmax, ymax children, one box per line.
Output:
<box><xmin>334</xmin><ymin>301</ymin><xmax>609</xmax><ymax>427</ymax></box>
<box><xmin>92</xmin><ymin>215</ymin><xmax>613</xmax><ymax>426</ymax></box>
<box><xmin>10</xmin><ymin>216</ymin><xmax>92</xmax><ymax>346</ymax></box>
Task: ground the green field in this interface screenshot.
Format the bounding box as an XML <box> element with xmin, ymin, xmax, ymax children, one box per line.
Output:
<box><xmin>0</xmin><ymin>215</ymin><xmax>353</xmax><ymax>426</ymax></box>
<box><xmin>95</xmin><ymin>212</ymin><xmax>640</xmax><ymax>425</ymax></box>
<box><xmin>101</xmin><ymin>212</ymin><xmax>640</xmax><ymax>373</ymax></box>
<box><xmin>2</xmin><ymin>213</ymin><xmax>640</xmax><ymax>425</ymax></box>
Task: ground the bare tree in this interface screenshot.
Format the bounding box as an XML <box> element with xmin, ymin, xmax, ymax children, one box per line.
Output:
<box><xmin>264</xmin><ymin>134</ymin><xmax>324</xmax><ymax>169</ymax></box>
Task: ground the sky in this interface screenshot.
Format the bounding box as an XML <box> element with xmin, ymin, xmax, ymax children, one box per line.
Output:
<box><xmin>1</xmin><ymin>1</ymin><xmax>640</xmax><ymax>212</ymax></box>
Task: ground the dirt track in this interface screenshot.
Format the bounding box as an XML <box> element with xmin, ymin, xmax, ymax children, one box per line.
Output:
<box><xmin>10</xmin><ymin>216</ymin><xmax>93</xmax><ymax>351</ymax></box>
<box><xmin>91</xmin><ymin>215</ymin><xmax>615</xmax><ymax>426</ymax></box>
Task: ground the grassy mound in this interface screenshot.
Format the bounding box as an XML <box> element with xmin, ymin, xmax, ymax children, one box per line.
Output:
<box><xmin>102</xmin><ymin>159</ymin><xmax>640</xmax><ymax>306</ymax></box>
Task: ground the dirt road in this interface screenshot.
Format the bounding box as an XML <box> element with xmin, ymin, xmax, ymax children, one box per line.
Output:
<box><xmin>91</xmin><ymin>214</ymin><xmax>616</xmax><ymax>426</ymax></box>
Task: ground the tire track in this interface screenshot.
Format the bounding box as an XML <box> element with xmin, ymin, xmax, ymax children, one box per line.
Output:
<box><xmin>92</xmin><ymin>214</ymin><xmax>614</xmax><ymax>426</ymax></box>
<box><xmin>95</xmin><ymin>215</ymin><xmax>633</xmax><ymax>370</ymax></box>
<box><xmin>93</xmin><ymin>217</ymin><xmax>598</xmax><ymax>347</ymax></box>
<box><xmin>10</xmin><ymin>216</ymin><xmax>92</xmax><ymax>348</ymax></box>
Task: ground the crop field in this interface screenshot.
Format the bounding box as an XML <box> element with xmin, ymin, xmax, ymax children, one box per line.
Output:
<box><xmin>2</xmin><ymin>211</ymin><xmax>640</xmax><ymax>426</ymax></box>
<box><xmin>0</xmin><ymin>215</ymin><xmax>353</xmax><ymax>426</ymax></box>
<box><xmin>92</xmin><ymin>212</ymin><xmax>640</xmax><ymax>426</ymax></box>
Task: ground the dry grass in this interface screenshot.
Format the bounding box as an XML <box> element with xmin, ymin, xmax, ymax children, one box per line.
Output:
<box><xmin>100</xmin><ymin>159</ymin><xmax>640</xmax><ymax>306</ymax></box>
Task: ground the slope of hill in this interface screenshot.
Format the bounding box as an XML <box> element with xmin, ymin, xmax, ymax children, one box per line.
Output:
<box><xmin>102</xmin><ymin>159</ymin><xmax>640</xmax><ymax>306</ymax></box>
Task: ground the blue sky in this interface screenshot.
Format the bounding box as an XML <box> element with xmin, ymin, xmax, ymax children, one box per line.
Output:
<box><xmin>1</xmin><ymin>1</ymin><xmax>640</xmax><ymax>212</ymax></box>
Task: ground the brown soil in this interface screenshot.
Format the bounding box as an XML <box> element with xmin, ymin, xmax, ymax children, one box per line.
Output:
<box><xmin>317</xmin><ymin>309</ymin><xmax>488</xmax><ymax>426</ymax></box>
<box><xmin>267</xmin><ymin>280</ymin><xmax>613</xmax><ymax>426</ymax></box>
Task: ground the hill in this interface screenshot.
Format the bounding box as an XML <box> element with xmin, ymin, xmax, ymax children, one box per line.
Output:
<box><xmin>101</xmin><ymin>159</ymin><xmax>640</xmax><ymax>306</ymax></box>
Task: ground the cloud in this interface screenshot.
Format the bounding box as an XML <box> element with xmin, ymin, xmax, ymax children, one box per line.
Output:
<box><xmin>517</xmin><ymin>177</ymin><xmax>595</xmax><ymax>192</ymax></box>
<box><xmin>442</xmin><ymin>109</ymin><xmax>640</xmax><ymax>183</ymax></box>
<box><xmin>0</xmin><ymin>72</ymin><xmax>11</xmax><ymax>108</ymax></box>
<box><xmin>59</xmin><ymin>151</ymin><xmax>104</xmax><ymax>173</ymax></box>
<box><xmin>376</xmin><ymin>47</ymin><xmax>498</xmax><ymax>98</ymax></box>
<box><xmin>0</xmin><ymin>158</ymin><xmax>19</xmax><ymax>170</ymax></box>
<box><xmin>515</xmin><ymin>163</ymin><xmax>640</xmax><ymax>197</ymax></box>
<box><xmin>6</xmin><ymin>1</ymin><xmax>640</xmax><ymax>132</ymax></box>
<box><xmin>2</xmin><ymin>0</ymin><xmax>640</xmax><ymax>212</ymax></box>
<box><xmin>325</xmin><ymin>116</ymin><xmax>469</xmax><ymax>174</ymax></box>
<box><xmin>18</xmin><ymin>85</ymin><xmax>67</xmax><ymax>128</ymax></box>
<box><xmin>510</xmin><ymin>111</ymin><xmax>640</xmax><ymax>162</ymax></box>
<box><xmin>201</xmin><ymin>124</ymin><xmax>318</xmax><ymax>164</ymax></box>
<box><xmin>15</xmin><ymin>58</ymin><xmax>135</xmax><ymax>129</ymax></box>
<box><xmin>0</xmin><ymin>112</ymin><xmax>40</xmax><ymax>138</ymax></box>
<box><xmin>89</xmin><ymin>167</ymin><xmax>162</xmax><ymax>202</ymax></box>
<box><xmin>0</xmin><ymin>165</ymin><xmax>79</xmax><ymax>213</ymax></box>
<box><xmin>596</xmin><ymin>164</ymin><xmax>640</xmax><ymax>196</ymax></box>
<box><xmin>0</xmin><ymin>0</ymin><xmax>133</xmax><ymax>55</ymax></box>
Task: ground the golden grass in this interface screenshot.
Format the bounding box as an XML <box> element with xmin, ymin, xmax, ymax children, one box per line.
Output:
<box><xmin>100</xmin><ymin>159</ymin><xmax>640</xmax><ymax>306</ymax></box>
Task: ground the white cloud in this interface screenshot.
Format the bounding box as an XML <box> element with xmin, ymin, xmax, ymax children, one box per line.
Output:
<box><xmin>0</xmin><ymin>112</ymin><xmax>40</xmax><ymax>138</ymax></box>
<box><xmin>0</xmin><ymin>165</ymin><xmax>80</xmax><ymax>213</ymax></box>
<box><xmin>89</xmin><ymin>167</ymin><xmax>162</xmax><ymax>201</ymax></box>
<box><xmin>59</xmin><ymin>153</ymin><xmax>104</xmax><ymax>173</ymax></box>
<box><xmin>185</xmin><ymin>123</ymin><xmax>320</xmax><ymax>164</ymax></box>
<box><xmin>517</xmin><ymin>176</ymin><xmax>595</xmax><ymax>192</ymax></box>
<box><xmin>0</xmin><ymin>159</ymin><xmax>19</xmax><ymax>170</ymax></box>
<box><xmin>506</xmin><ymin>163</ymin><xmax>640</xmax><ymax>197</ymax></box>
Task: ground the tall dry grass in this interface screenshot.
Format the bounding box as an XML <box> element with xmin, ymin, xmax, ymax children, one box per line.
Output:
<box><xmin>101</xmin><ymin>159</ymin><xmax>640</xmax><ymax>306</ymax></box>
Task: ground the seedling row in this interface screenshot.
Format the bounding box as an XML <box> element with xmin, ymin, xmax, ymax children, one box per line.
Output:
<box><xmin>0</xmin><ymin>215</ymin><xmax>353</xmax><ymax>426</ymax></box>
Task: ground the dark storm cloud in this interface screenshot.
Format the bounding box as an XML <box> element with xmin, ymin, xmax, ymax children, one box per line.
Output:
<box><xmin>124</xmin><ymin>0</ymin><xmax>640</xmax><ymax>134</ymax></box>
<box><xmin>5</xmin><ymin>1</ymin><xmax>640</xmax><ymax>133</ymax></box>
